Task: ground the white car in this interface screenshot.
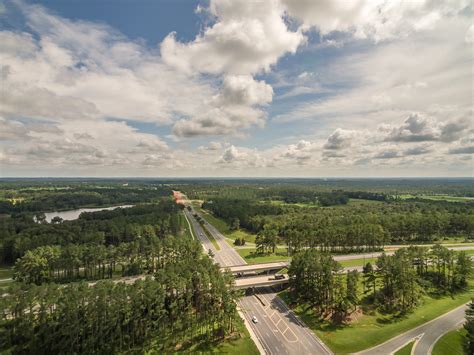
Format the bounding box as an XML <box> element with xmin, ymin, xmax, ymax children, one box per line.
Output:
<box><xmin>252</xmin><ymin>316</ymin><xmax>258</xmax><ymax>324</ymax></box>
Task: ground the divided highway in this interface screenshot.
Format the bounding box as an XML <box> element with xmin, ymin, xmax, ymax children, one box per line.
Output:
<box><xmin>182</xmin><ymin>202</ymin><xmax>332</xmax><ymax>355</ymax></box>
<box><xmin>180</xmin><ymin>195</ymin><xmax>473</xmax><ymax>355</ymax></box>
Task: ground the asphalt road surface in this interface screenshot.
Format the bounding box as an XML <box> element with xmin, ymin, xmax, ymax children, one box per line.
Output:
<box><xmin>182</xmin><ymin>202</ymin><xmax>332</xmax><ymax>354</ymax></box>
<box><xmin>240</xmin><ymin>286</ymin><xmax>332</xmax><ymax>355</ymax></box>
<box><xmin>184</xmin><ymin>207</ymin><xmax>245</xmax><ymax>266</ymax></box>
<box><xmin>359</xmin><ymin>303</ymin><xmax>468</xmax><ymax>355</ymax></box>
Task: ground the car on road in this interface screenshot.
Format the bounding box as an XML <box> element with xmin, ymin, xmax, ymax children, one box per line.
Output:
<box><xmin>274</xmin><ymin>274</ymin><xmax>285</xmax><ymax>280</ymax></box>
<box><xmin>252</xmin><ymin>316</ymin><xmax>258</xmax><ymax>324</ymax></box>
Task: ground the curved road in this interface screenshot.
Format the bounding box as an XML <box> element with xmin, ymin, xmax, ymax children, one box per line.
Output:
<box><xmin>359</xmin><ymin>303</ymin><xmax>468</xmax><ymax>355</ymax></box>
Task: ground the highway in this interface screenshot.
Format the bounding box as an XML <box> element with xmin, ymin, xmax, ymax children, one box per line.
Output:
<box><xmin>359</xmin><ymin>303</ymin><xmax>468</xmax><ymax>355</ymax></box>
<box><xmin>184</xmin><ymin>207</ymin><xmax>245</xmax><ymax>266</ymax></box>
<box><xmin>240</xmin><ymin>286</ymin><xmax>332</xmax><ymax>355</ymax></box>
<box><xmin>179</xmin><ymin>194</ymin><xmax>472</xmax><ymax>355</ymax></box>
<box><xmin>180</xmin><ymin>198</ymin><xmax>332</xmax><ymax>355</ymax></box>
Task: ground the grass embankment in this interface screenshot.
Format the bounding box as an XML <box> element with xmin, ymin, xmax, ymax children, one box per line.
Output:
<box><xmin>237</xmin><ymin>248</ymin><xmax>290</xmax><ymax>264</ymax></box>
<box><xmin>432</xmin><ymin>328</ymin><xmax>467</xmax><ymax>355</ymax></box>
<box><xmin>394</xmin><ymin>341</ymin><xmax>414</xmax><ymax>355</ymax></box>
<box><xmin>179</xmin><ymin>212</ymin><xmax>194</xmax><ymax>240</ymax></box>
<box><xmin>280</xmin><ymin>280</ymin><xmax>474</xmax><ymax>354</ymax></box>
<box><xmin>174</xmin><ymin>319</ymin><xmax>259</xmax><ymax>354</ymax></box>
<box><xmin>339</xmin><ymin>257</ymin><xmax>377</xmax><ymax>268</ymax></box>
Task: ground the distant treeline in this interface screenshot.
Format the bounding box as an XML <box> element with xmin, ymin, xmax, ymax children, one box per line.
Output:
<box><xmin>0</xmin><ymin>185</ymin><xmax>172</xmax><ymax>214</ymax></box>
<box><xmin>0</xmin><ymin>201</ymin><xmax>182</xmax><ymax>264</ymax></box>
<box><xmin>179</xmin><ymin>179</ymin><xmax>474</xmax><ymax>198</ymax></box>
<box><xmin>203</xmin><ymin>197</ymin><xmax>473</xmax><ymax>251</ymax></box>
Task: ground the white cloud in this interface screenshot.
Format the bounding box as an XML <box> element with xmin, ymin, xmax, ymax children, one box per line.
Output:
<box><xmin>324</xmin><ymin>129</ymin><xmax>356</xmax><ymax>150</ymax></box>
<box><xmin>161</xmin><ymin>0</ymin><xmax>304</xmax><ymax>75</ymax></box>
<box><xmin>0</xmin><ymin>2</ymin><xmax>216</xmax><ymax>126</ymax></box>
<box><xmin>282</xmin><ymin>0</ymin><xmax>470</xmax><ymax>41</ymax></box>
<box><xmin>162</xmin><ymin>0</ymin><xmax>305</xmax><ymax>137</ymax></box>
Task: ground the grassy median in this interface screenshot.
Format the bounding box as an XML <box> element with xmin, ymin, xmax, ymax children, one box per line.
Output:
<box><xmin>394</xmin><ymin>341</ymin><xmax>414</xmax><ymax>355</ymax></box>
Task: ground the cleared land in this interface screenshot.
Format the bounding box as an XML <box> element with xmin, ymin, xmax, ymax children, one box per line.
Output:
<box><xmin>280</xmin><ymin>279</ymin><xmax>474</xmax><ymax>353</ymax></box>
<box><xmin>432</xmin><ymin>328</ymin><xmax>467</xmax><ymax>355</ymax></box>
<box><xmin>397</xmin><ymin>194</ymin><xmax>474</xmax><ymax>202</ymax></box>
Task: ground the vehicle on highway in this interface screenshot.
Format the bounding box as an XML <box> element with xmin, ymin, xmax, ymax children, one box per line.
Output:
<box><xmin>252</xmin><ymin>316</ymin><xmax>258</xmax><ymax>324</ymax></box>
<box><xmin>270</xmin><ymin>274</ymin><xmax>285</xmax><ymax>280</ymax></box>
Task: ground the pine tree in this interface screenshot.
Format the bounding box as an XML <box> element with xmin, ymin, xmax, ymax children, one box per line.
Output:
<box><xmin>465</xmin><ymin>300</ymin><xmax>474</xmax><ymax>354</ymax></box>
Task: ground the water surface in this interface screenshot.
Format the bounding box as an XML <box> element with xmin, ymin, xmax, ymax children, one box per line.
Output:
<box><xmin>41</xmin><ymin>205</ymin><xmax>134</xmax><ymax>222</ymax></box>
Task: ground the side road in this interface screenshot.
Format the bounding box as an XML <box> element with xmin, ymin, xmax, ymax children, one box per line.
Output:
<box><xmin>358</xmin><ymin>303</ymin><xmax>469</xmax><ymax>355</ymax></box>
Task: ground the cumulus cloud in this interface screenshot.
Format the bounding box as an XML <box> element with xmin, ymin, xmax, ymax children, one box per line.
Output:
<box><xmin>1</xmin><ymin>0</ymin><xmax>472</xmax><ymax>177</ymax></box>
<box><xmin>161</xmin><ymin>0</ymin><xmax>304</xmax><ymax>75</ymax></box>
<box><xmin>383</xmin><ymin>113</ymin><xmax>471</xmax><ymax>143</ymax></box>
<box><xmin>278</xmin><ymin>140</ymin><xmax>318</xmax><ymax>165</ymax></box>
<box><xmin>164</xmin><ymin>0</ymin><xmax>304</xmax><ymax>137</ymax></box>
<box><xmin>282</xmin><ymin>0</ymin><xmax>470</xmax><ymax>41</ymax></box>
<box><xmin>0</xmin><ymin>2</ymin><xmax>218</xmax><ymax>127</ymax></box>
<box><xmin>323</xmin><ymin>129</ymin><xmax>357</xmax><ymax>150</ymax></box>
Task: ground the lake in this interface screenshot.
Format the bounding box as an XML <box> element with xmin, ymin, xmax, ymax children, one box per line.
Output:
<box><xmin>40</xmin><ymin>205</ymin><xmax>134</xmax><ymax>222</ymax></box>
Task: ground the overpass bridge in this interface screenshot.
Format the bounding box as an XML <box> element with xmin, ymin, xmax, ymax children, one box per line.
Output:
<box><xmin>232</xmin><ymin>265</ymin><xmax>364</xmax><ymax>289</ymax></box>
<box><xmin>234</xmin><ymin>274</ymin><xmax>289</xmax><ymax>289</ymax></box>
<box><xmin>223</xmin><ymin>261</ymin><xmax>289</xmax><ymax>275</ymax></box>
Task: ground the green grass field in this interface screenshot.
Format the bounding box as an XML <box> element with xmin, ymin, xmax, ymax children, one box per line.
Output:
<box><xmin>268</xmin><ymin>198</ymin><xmax>384</xmax><ymax>208</ymax></box>
<box><xmin>339</xmin><ymin>257</ymin><xmax>377</xmax><ymax>268</ymax></box>
<box><xmin>397</xmin><ymin>194</ymin><xmax>474</xmax><ymax>202</ymax></box>
<box><xmin>236</xmin><ymin>248</ymin><xmax>290</xmax><ymax>264</ymax></box>
<box><xmin>432</xmin><ymin>328</ymin><xmax>467</xmax><ymax>355</ymax></box>
<box><xmin>280</xmin><ymin>280</ymin><xmax>474</xmax><ymax>354</ymax></box>
<box><xmin>394</xmin><ymin>341</ymin><xmax>414</xmax><ymax>355</ymax></box>
<box><xmin>176</xmin><ymin>319</ymin><xmax>259</xmax><ymax>354</ymax></box>
<box><xmin>179</xmin><ymin>213</ymin><xmax>194</xmax><ymax>240</ymax></box>
<box><xmin>268</xmin><ymin>200</ymin><xmax>317</xmax><ymax>208</ymax></box>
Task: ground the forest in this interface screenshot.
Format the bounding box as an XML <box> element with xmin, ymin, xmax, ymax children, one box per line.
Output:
<box><xmin>0</xmin><ymin>181</ymin><xmax>246</xmax><ymax>353</ymax></box>
<box><xmin>0</xmin><ymin>178</ymin><xmax>473</xmax><ymax>354</ymax></box>
<box><xmin>288</xmin><ymin>245</ymin><xmax>472</xmax><ymax>318</ymax></box>
<box><xmin>199</xmin><ymin>189</ymin><xmax>473</xmax><ymax>255</ymax></box>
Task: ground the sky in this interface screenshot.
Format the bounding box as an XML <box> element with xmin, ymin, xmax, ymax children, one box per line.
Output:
<box><xmin>0</xmin><ymin>0</ymin><xmax>473</xmax><ymax>177</ymax></box>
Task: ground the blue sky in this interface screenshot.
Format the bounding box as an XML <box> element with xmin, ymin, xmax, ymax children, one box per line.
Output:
<box><xmin>0</xmin><ymin>0</ymin><xmax>472</xmax><ymax>177</ymax></box>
